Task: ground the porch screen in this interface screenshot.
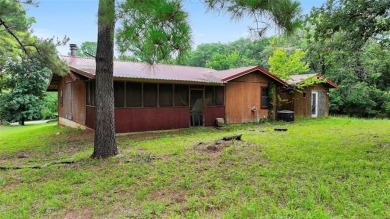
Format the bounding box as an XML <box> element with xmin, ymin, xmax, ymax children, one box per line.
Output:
<box><xmin>205</xmin><ymin>86</ymin><xmax>214</xmax><ymax>106</ymax></box>
<box><xmin>215</xmin><ymin>86</ymin><xmax>224</xmax><ymax>106</ymax></box>
<box><xmin>159</xmin><ymin>84</ymin><xmax>173</xmax><ymax>107</ymax></box>
<box><xmin>114</xmin><ymin>81</ymin><xmax>125</xmax><ymax>107</ymax></box>
<box><xmin>174</xmin><ymin>85</ymin><xmax>188</xmax><ymax>106</ymax></box>
<box><xmin>143</xmin><ymin>83</ymin><xmax>157</xmax><ymax>107</ymax></box>
<box><xmin>126</xmin><ymin>82</ymin><xmax>142</xmax><ymax>107</ymax></box>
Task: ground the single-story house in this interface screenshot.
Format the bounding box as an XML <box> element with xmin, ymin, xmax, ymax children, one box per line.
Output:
<box><xmin>48</xmin><ymin>55</ymin><xmax>290</xmax><ymax>133</ymax></box>
<box><xmin>48</xmin><ymin>49</ymin><xmax>337</xmax><ymax>133</ymax></box>
<box><xmin>278</xmin><ymin>74</ymin><xmax>338</xmax><ymax>118</ymax></box>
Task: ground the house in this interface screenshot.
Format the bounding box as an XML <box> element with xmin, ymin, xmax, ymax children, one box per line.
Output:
<box><xmin>277</xmin><ymin>74</ymin><xmax>338</xmax><ymax>118</ymax></box>
<box><xmin>48</xmin><ymin>54</ymin><xmax>289</xmax><ymax>133</ymax></box>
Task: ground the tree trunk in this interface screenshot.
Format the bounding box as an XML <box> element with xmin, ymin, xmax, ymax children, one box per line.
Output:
<box><xmin>19</xmin><ymin>117</ymin><xmax>25</xmax><ymax>126</ymax></box>
<box><xmin>92</xmin><ymin>0</ymin><xmax>118</xmax><ymax>158</ymax></box>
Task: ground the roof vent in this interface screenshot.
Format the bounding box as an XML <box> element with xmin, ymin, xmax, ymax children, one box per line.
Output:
<box><xmin>70</xmin><ymin>44</ymin><xmax>78</xmax><ymax>57</ymax></box>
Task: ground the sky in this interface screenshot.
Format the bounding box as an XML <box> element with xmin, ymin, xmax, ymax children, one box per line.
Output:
<box><xmin>26</xmin><ymin>0</ymin><xmax>326</xmax><ymax>55</ymax></box>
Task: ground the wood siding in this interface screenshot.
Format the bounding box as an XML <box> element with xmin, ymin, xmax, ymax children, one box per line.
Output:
<box><xmin>58</xmin><ymin>75</ymin><xmax>86</xmax><ymax>125</ymax></box>
<box><xmin>225</xmin><ymin>72</ymin><xmax>271</xmax><ymax>124</ymax></box>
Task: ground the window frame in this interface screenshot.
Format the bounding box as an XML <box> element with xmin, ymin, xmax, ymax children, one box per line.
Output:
<box><xmin>260</xmin><ymin>86</ymin><xmax>269</xmax><ymax>109</ymax></box>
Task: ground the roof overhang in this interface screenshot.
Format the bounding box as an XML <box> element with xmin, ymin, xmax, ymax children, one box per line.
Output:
<box><xmin>70</xmin><ymin>66</ymin><xmax>95</xmax><ymax>79</ymax></box>
<box><xmin>316</xmin><ymin>74</ymin><xmax>338</xmax><ymax>88</ymax></box>
<box><xmin>47</xmin><ymin>73</ymin><xmax>62</xmax><ymax>91</ymax></box>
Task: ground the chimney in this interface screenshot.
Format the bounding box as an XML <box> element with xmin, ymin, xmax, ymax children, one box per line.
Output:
<box><xmin>70</xmin><ymin>44</ymin><xmax>78</xmax><ymax>57</ymax></box>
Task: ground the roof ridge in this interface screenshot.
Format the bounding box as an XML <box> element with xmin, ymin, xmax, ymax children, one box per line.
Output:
<box><xmin>60</xmin><ymin>55</ymin><xmax>215</xmax><ymax>71</ymax></box>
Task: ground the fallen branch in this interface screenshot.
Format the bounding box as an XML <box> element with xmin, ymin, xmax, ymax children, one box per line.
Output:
<box><xmin>274</xmin><ymin>128</ymin><xmax>287</xmax><ymax>132</ymax></box>
<box><xmin>221</xmin><ymin>134</ymin><xmax>242</xmax><ymax>141</ymax></box>
<box><xmin>0</xmin><ymin>160</ymin><xmax>75</xmax><ymax>171</ymax></box>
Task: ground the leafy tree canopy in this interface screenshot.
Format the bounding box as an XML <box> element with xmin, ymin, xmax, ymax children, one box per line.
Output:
<box><xmin>307</xmin><ymin>0</ymin><xmax>390</xmax><ymax>50</ymax></box>
<box><xmin>268</xmin><ymin>48</ymin><xmax>309</xmax><ymax>79</ymax></box>
<box><xmin>206</xmin><ymin>51</ymin><xmax>257</xmax><ymax>70</ymax></box>
<box><xmin>0</xmin><ymin>59</ymin><xmax>51</xmax><ymax>124</ymax></box>
<box><xmin>204</xmin><ymin>0</ymin><xmax>302</xmax><ymax>36</ymax></box>
<box><xmin>116</xmin><ymin>0</ymin><xmax>192</xmax><ymax>64</ymax></box>
<box><xmin>76</xmin><ymin>41</ymin><xmax>97</xmax><ymax>57</ymax></box>
<box><xmin>0</xmin><ymin>0</ymin><xmax>68</xmax><ymax>75</ymax></box>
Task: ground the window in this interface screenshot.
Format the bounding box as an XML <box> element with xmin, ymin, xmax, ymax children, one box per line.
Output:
<box><xmin>174</xmin><ymin>85</ymin><xmax>188</xmax><ymax>106</ymax></box>
<box><xmin>215</xmin><ymin>86</ymin><xmax>224</xmax><ymax>106</ymax></box>
<box><xmin>126</xmin><ymin>82</ymin><xmax>142</xmax><ymax>107</ymax></box>
<box><xmin>114</xmin><ymin>81</ymin><xmax>125</xmax><ymax>107</ymax></box>
<box><xmin>86</xmin><ymin>80</ymin><xmax>96</xmax><ymax>106</ymax></box>
<box><xmin>261</xmin><ymin>87</ymin><xmax>269</xmax><ymax>109</ymax></box>
<box><xmin>143</xmin><ymin>83</ymin><xmax>157</xmax><ymax>107</ymax></box>
<box><xmin>159</xmin><ymin>84</ymin><xmax>173</xmax><ymax>107</ymax></box>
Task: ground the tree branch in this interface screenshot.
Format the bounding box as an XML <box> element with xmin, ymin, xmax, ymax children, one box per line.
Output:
<box><xmin>0</xmin><ymin>18</ymin><xmax>29</xmax><ymax>55</ymax></box>
<box><xmin>84</xmin><ymin>51</ymin><xmax>96</xmax><ymax>58</ymax></box>
<box><xmin>0</xmin><ymin>160</ymin><xmax>75</xmax><ymax>171</ymax></box>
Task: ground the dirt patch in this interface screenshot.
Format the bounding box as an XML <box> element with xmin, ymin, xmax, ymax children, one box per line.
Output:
<box><xmin>62</xmin><ymin>207</ymin><xmax>94</xmax><ymax>219</ymax></box>
<box><xmin>151</xmin><ymin>190</ymin><xmax>188</xmax><ymax>205</ymax></box>
<box><xmin>194</xmin><ymin>139</ymin><xmax>245</xmax><ymax>153</ymax></box>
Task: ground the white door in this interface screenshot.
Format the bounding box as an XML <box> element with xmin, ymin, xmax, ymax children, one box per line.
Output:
<box><xmin>311</xmin><ymin>91</ymin><xmax>318</xmax><ymax>118</ymax></box>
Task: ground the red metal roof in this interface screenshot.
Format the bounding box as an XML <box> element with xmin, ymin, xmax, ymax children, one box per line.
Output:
<box><xmin>60</xmin><ymin>56</ymin><xmax>288</xmax><ymax>86</ymax></box>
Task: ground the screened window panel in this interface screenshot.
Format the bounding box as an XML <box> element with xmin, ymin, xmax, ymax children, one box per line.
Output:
<box><xmin>85</xmin><ymin>81</ymin><xmax>90</xmax><ymax>105</ymax></box>
<box><xmin>126</xmin><ymin>82</ymin><xmax>142</xmax><ymax>107</ymax></box>
<box><xmin>205</xmin><ymin>86</ymin><xmax>214</xmax><ymax>106</ymax></box>
<box><xmin>174</xmin><ymin>85</ymin><xmax>188</xmax><ymax>106</ymax></box>
<box><xmin>114</xmin><ymin>81</ymin><xmax>125</xmax><ymax>107</ymax></box>
<box><xmin>261</xmin><ymin>87</ymin><xmax>269</xmax><ymax>108</ymax></box>
<box><xmin>90</xmin><ymin>80</ymin><xmax>96</xmax><ymax>106</ymax></box>
<box><xmin>143</xmin><ymin>83</ymin><xmax>157</xmax><ymax>107</ymax></box>
<box><xmin>159</xmin><ymin>84</ymin><xmax>173</xmax><ymax>107</ymax></box>
<box><xmin>215</xmin><ymin>86</ymin><xmax>224</xmax><ymax>106</ymax></box>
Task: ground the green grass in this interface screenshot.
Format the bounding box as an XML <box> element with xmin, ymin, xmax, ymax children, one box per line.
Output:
<box><xmin>0</xmin><ymin>117</ymin><xmax>389</xmax><ymax>218</ymax></box>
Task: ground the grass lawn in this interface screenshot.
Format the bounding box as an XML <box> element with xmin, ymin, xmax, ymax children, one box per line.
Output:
<box><xmin>0</xmin><ymin>117</ymin><xmax>389</xmax><ymax>218</ymax></box>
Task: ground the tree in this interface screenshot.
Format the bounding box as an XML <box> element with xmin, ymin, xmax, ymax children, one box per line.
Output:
<box><xmin>92</xmin><ymin>0</ymin><xmax>117</xmax><ymax>158</ymax></box>
<box><xmin>116</xmin><ymin>0</ymin><xmax>191</xmax><ymax>64</ymax></box>
<box><xmin>182</xmin><ymin>42</ymin><xmax>227</xmax><ymax>67</ymax></box>
<box><xmin>0</xmin><ymin>60</ymin><xmax>51</xmax><ymax>125</ymax></box>
<box><xmin>307</xmin><ymin>0</ymin><xmax>390</xmax><ymax>51</ymax></box>
<box><xmin>268</xmin><ymin>48</ymin><xmax>309</xmax><ymax>79</ymax></box>
<box><xmin>181</xmin><ymin>38</ymin><xmax>271</xmax><ymax>68</ymax></box>
<box><xmin>206</xmin><ymin>51</ymin><xmax>257</xmax><ymax>70</ymax></box>
<box><xmin>40</xmin><ymin>92</ymin><xmax>58</xmax><ymax>119</ymax></box>
<box><xmin>0</xmin><ymin>0</ymin><xmax>68</xmax><ymax>74</ymax></box>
